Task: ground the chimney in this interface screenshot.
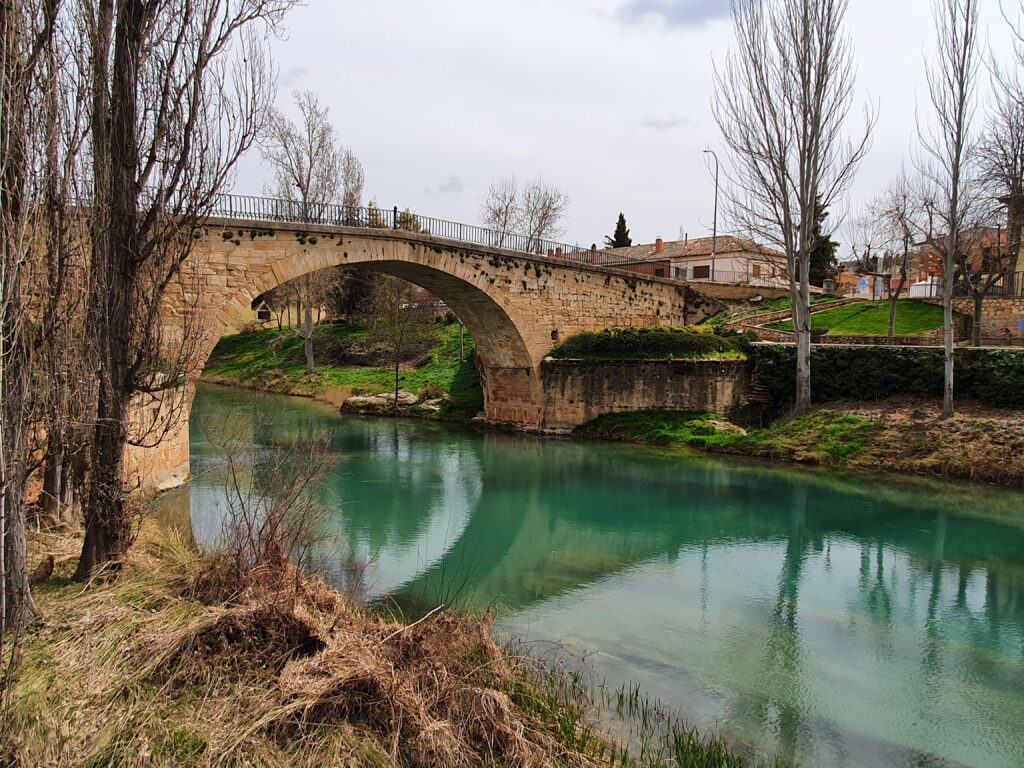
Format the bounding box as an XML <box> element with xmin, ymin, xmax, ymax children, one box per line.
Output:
<box><xmin>655</xmin><ymin>237</ymin><xmax>664</xmax><ymax>254</ymax></box>
<box><xmin>684</xmin><ymin>232</ymin><xmax>688</xmax><ymax>245</ymax></box>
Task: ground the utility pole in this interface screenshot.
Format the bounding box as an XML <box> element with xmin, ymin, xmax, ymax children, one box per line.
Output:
<box><xmin>703</xmin><ymin>149</ymin><xmax>719</xmax><ymax>282</ymax></box>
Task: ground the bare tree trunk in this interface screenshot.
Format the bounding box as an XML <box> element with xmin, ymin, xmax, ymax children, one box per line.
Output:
<box><xmin>59</xmin><ymin>456</ymin><xmax>78</xmax><ymax>527</ymax></box>
<box><xmin>1009</xmin><ymin>200</ymin><xmax>1023</xmax><ymax>289</ymax></box>
<box><xmin>792</xmin><ymin>287</ymin><xmax>812</xmax><ymax>415</ymax></box>
<box><xmin>304</xmin><ymin>301</ymin><xmax>315</xmax><ymax>374</ymax></box>
<box><xmin>393</xmin><ymin>358</ymin><xmax>400</xmax><ymax>413</ymax></box>
<box><xmin>42</xmin><ymin>448</ymin><xmax>62</xmax><ymax>524</ymax></box>
<box><xmin>888</xmin><ymin>296</ymin><xmax>898</xmax><ymax>339</ymax></box>
<box><xmin>972</xmin><ymin>292</ymin><xmax>983</xmax><ymax>346</ymax></box>
<box><xmin>943</xmin><ymin>276</ymin><xmax>955</xmax><ymax>417</ymax></box>
<box><xmin>75</xmin><ymin>371</ymin><xmax>132</xmax><ymax>578</ymax></box>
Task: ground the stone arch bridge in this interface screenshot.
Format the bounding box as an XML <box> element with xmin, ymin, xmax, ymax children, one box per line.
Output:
<box><xmin>136</xmin><ymin>197</ymin><xmax>725</xmax><ymax>490</ymax></box>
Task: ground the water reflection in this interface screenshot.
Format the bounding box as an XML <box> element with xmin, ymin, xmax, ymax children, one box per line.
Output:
<box><xmin>164</xmin><ymin>384</ymin><xmax>1024</xmax><ymax>768</ymax></box>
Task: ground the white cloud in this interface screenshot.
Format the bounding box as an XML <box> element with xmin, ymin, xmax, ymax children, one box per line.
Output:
<box><xmin>616</xmin><ymin>0</ymin><xmax>729</xmax><ymax>27</ymax></box>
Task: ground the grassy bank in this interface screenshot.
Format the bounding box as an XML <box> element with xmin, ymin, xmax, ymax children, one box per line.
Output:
<box><xmin>576</xmin><ymin>398</ymin><xmax>1024</xmax><ymax>488</ymax></box>
<box><xmin>766</xmin><ymin>300</ymin><xmax>947</xmax><ymax>336</ymax></box>
<box><xmin>4</xmin><ymin>526</ymin><xmax>778</xmax><ymax>767</ymax></box>
<box><xmin>202</xmin><ymin>320</ymin><xmax>483</xmax><ymax>420</ymax></box>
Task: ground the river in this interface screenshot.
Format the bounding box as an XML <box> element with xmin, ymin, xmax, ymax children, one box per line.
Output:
<box><xmin>156</xmin><ymin>383</ymin><xmax>1024</xmax><ymax>768</ymax></box>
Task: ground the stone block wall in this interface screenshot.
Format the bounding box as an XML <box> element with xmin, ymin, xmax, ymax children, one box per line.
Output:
<box><xmin>540</xmin><ymin>359</ymin><xmax>751</xmax><ymax>432</ymax></box>
<box><xmin>948</xmin><ymin>297</ymin><xmax>1024</xmax><ymax>340</ymax></box>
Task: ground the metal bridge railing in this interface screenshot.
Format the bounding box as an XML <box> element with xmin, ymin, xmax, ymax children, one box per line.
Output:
<box><xmin>208</xmin><ymin>193</ymin><xmax>671</xmax><ymax>278</ymax></box>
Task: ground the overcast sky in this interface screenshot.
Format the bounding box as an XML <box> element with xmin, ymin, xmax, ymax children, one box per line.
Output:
<box><xmin>233</xmin><ymin>0</ymin><xmax>1016</xmax><ymax>250</ymax></box>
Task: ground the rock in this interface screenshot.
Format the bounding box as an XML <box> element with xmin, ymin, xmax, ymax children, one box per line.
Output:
<box><xmin>420</xmin><ymin>399</ymin><xmax>443</xmax><ymax>412</ymax></box>
<box><xmin>343</xmin><ymin>390</ymin><xmax>419</xmax><ymax>409</ymax></box>
<box><xmin>705</xmin><ymin>419</ymin><xmax>747</xmax><ymax>436</ymax></box>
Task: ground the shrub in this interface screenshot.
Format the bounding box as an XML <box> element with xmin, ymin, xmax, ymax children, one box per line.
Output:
<box><xmin>549</xmin><ymin>327</ymin><xmax>748</xmax><ymax>361</ymax></box>
<box><xmin>750</xmin><ymin>345</ymin><xmax>1024</xmax><ymax>410</ymax></box>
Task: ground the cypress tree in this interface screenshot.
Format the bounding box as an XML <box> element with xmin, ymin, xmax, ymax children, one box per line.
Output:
<box><xmin>604</xmin><ymin>213</ymin><xmax>633</xmax><ymax>248</ymax></box>
<box><xmin>809</xmin><ymin>199</ymin><xmax>839</xmax><ymax>286</ymax></box>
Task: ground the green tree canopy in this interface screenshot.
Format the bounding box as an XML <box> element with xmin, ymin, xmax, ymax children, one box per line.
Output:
<box><xmin>604</xmin><ymin>213</ymin><xmax>632</xmax><ymax>248</ymax></box>
<box><xmin>809</xmin><ymin>199</ymin><xmax>839</xmax><ymax>287</ymax></box>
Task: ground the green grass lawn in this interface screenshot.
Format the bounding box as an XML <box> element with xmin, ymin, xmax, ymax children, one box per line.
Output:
<box><xmin>704</xmin><ymin>294</ymin><xmax>838</xmax><ymax>329</ymax></box>
<box><xmin>203</xmin><ymin>320</ymin><xmax>484</xmax><ymax>419</ymax></box>
<box><xmin>575</xmin><ymin>409</ymin><xmax>878</xmax><ymax>462</ymax></box>
<box><xmin>767</xmin><ymin>300</ymin><xmax>947</xmax><ymax>336</ymax></box>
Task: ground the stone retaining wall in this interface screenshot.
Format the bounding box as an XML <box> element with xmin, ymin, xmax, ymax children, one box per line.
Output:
<box><xmin>540</xmin><ymin>359</ymin><xmax>751</xmax><ymax>432</ymax></box>
<box><xmin>940</xmin><ymin>297</ymin><xmax>1024</xmax><ymax>340</ymax></box>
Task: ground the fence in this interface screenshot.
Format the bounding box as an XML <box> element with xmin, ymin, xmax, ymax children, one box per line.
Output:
<box><xmin>951</xmin><ymin>272</ymin><xmax>1024</xmax><ymax>298</ymax></box>
<box><xmin>207</xmin><ymin>193</ymin><xmax>669</xmax><ymax>278</ymax></box>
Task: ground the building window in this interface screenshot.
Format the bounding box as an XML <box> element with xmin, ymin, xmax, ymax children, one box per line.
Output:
<box><xmin>655</xmin><ymin>267</ymin><xmax>665</xmax><ymax>277</ymax></box>
<box><xmin>693</xmin><ymin>265</ymin><xmax>711</xmax><ymax>280</ymax></box>
<box><xmin>751</xmin><ymin>264</ymin><xmax>761</xmax><ymax>278</ymax></box>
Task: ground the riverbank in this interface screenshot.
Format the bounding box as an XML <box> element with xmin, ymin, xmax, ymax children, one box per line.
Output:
<box><xmin>200</xmin><ymin>320</ymin><xmax>483</xmax><ymax>421</ymax></box>
<box><xmin>576</xmin><ymin>397</ymin><xmax>1024</xmax><ymax>488</ymax></box>
<box><xmin>6</xmin><ymin>524</ymin><xmax>774</xmax><ymax>768</ymax></box>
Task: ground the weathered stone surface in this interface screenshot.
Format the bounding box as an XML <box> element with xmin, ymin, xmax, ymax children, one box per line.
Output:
<box><xmin>540</xmin><ymin>359</ymin><xmax>751</xmax><ymax>432</ymax></box>
<box><xmin>344</xmin><ymin>391</ymin><xmax>419</xmax><ymax>408</ymax></box>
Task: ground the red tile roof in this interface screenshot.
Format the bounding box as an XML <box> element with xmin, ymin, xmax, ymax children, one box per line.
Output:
<box><xmin>599</xmin><ymin>235</ymin><xmax>786</xmax><ymax>264</ymax></box>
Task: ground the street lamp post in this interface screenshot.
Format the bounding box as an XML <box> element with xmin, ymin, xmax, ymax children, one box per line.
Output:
<box><xmin>703</xmin><ymin>149</ymin><xmax>719</xmax><ymax>283</ymax></box>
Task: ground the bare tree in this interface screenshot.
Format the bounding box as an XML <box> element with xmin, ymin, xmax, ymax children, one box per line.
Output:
<box><xmin>204</xmin><ymin>409</ymin><xmax>333</xmax><ymax>592</ymax></box>
<box><xmin>871</xmin><ymin>178</ymin><xmax>920</xmax><ymax>339</ymax></box>
<box><xmin>0</xmin><ymin>0</ymin><xmax>55</xmax><ymax>633</ymax></box>
<box><xmin>519</xmin><ymin>178</ymin><xmax>569</xmax><ymax>252</ymax></box>
<box><xmin>341</xmin><ymin>147</ymin><xmax>365</xmax><ymax>212</ymax></box>
<box><xmin>714</xmin><ymin>0</ymin><xmax>873</xmax><ymax>415</ymax></box>
<box><xmin>261</xmin><ymin>89</ymin><xmax>354</xmax><ymax>220</ymax></box>
<box><xmin>361</xmin><ymin>276</ymin><xmax>438</xmax><ymax>412</ymax></box>
<box><xmin>481</xmin><ymin>176</ymin><xmax>519</xmax><ymax>247</ymax></box>
<box><xmin>918</xmin><ymin>0</ymin><xmax>982</xmax><ymax>418</ymax></box>
<box><xmin>75</xmin><ymin>0</ymin><xmax>296</xmax><ymax>580</ymax></box>
<box><xmin>980</xmin><ymin>14</ymin><xmax>1024</xmax><ymax>293</ymax></box>
<box><xmin>275</xmin><ymin>268</ymin><xmax>349</xmax><ymax>373</ymax></box>
<box><xmin>480</xmin><ymin>176</ymin><xmax>568</xmax><ymax>252</ymax></box>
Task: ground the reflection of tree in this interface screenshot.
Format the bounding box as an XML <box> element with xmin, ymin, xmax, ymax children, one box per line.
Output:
<box><xmin>729</xmin><ymin>484</ymin><xmax>812</xmax><ymax>764</ymax></box>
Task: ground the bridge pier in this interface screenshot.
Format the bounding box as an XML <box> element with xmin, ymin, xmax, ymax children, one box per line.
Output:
<box><xmin>480</xmin><ymin>366</ymin><xmax>545</xmax><ymax>428</ymax></box>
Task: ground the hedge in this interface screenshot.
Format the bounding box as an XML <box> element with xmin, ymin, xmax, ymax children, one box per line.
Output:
<box><xmin>548</xmin><ymin>327</ymin><xmax>749</xmax><ymax>361</ymax></box>
<box><xmin>749</xmin><ymin>345</ymin><xmax>1024</xmax><ymax>410</ymax></box>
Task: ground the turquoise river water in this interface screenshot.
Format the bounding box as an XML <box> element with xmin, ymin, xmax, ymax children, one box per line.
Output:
<box><xmin>157</xmin><ymin>383</ymin><xmax>1024</xmax><ymax>768</ymax></box>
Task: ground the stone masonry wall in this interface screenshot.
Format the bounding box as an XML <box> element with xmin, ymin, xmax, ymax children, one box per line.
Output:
<box><xmin>540</xmin><ymin>359</ymin><xmax>751</xmax><ymax>432</ymax></box>
<box><xmin>948</xmin><ymin>297</ymin><xmax>1024</xmax><ymax>340</ymax></box>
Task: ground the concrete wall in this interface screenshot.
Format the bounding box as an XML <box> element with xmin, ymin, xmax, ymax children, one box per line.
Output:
<box><xmin>540</xmin><ymin>359</ymin><xmax>751</xmax><ymax>432</ymax></box>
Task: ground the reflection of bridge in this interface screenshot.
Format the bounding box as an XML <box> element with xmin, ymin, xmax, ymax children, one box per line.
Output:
<box><xmin>387</xmin><ymin>436</ymin><xmax>1024</xmax><ymax>622</ymax></box>
<box><xmin>140</xmin><ymin>196</ymin><xmax>728</xmax><ymax>488</ymax></box>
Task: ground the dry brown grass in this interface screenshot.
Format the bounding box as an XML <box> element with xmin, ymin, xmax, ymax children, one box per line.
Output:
<box><xmin>4</xmin><ymin>526</ymin><xmax>603</xmax><ymax>768</ymax></box>
<box><xmin>839</xmin><ymin>397</ymin><xmax>1024</xmax><ymax>487</ymax></box>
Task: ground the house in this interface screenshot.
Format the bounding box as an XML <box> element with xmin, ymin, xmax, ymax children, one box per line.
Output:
<box><xmin>911</xmin><ymin>226</ymin><xmax>1020</xmax><ymax>296</ymax></box>
<box><xmin>598</xmin><ymin>235</ymin><xmax>791</xmax><ymax>288</ymax></box>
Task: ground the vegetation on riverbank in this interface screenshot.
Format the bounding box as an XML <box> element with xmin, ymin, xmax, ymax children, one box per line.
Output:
<box><xmin>766</xmin><ymin>299</ymin><xmax>948</xmax><ymax>335</ymax></box>
<box><xmin>576</xmin><ymin>398</ymin><xmax>1024</xmax><ymax>487</ymax></box>
<box><xmin>549</xmin><ymin>326</ymin><xmax>750</xmax><ymax>361</ymax></box>
<box><xmin>5</xmin><ymin>525</ymin><xmax>779</xmax><ymax>768</ymax></box>
<box><xmin>749</xmin><ymin>345</ymin><xmax>1024</xmax><ymax>410</ymax></box>
<box><xmin>202</xmin><ymin>320</ymin><xmax>484</xmax><ymax>420</ymax></box>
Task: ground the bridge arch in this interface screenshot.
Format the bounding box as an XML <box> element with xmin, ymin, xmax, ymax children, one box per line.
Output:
<box><xmin>138</xmin><ymin>217</ymin><xmax>724</xmax><ymax>492</ymax></box>
<box><xmin>187</xmin><ymin>226</ymin><xmax>578</xmax><ymax>425</ymax></box>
